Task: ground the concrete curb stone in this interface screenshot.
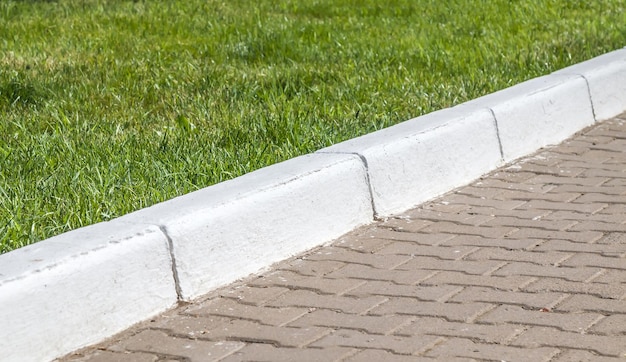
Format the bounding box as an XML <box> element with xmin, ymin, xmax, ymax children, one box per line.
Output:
<box><xmin>1</xmin><ymin>49</ymin><xmax>625</xmax><ymax>362</ymax></box>
<box><xmin>123</xmin><ymin>153</ymin><xmax>374</xmax><ymax>300</ymax></box>
<box><xmin>462</xmin><ymin>74</ymin><xmax>595</xmax><ymax>162</ymax></box>
<box><xmin>318</xmin><ymin>107</ymin><xmax>502</xmax><ymax>216</ymax></box>
<box><xmin>0</xmin><ymin>222</ymin><xmax>177</xmax><ymax>362</ymax></box>
<box><xmin>554</xmin><ymin>48</ymin><xmax>626</xmax><ymax>122</ymax></box>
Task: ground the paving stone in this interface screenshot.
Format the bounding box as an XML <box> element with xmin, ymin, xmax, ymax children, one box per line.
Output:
<box><xmin>344</xmin><ymin>281</ymin><xmax>461</xmax><ymax>301</ymax></box>
<box><xmin>580</xmin><ymin>168</ymin><xmax>626</xmax><ymax>178</ymax></box>
<box><xmin>396</xmin><ymin>255</ymin><xmax>504</xmax><ymax>275</ymax></box>
<box><xmin>549</xmin><ymin>184</ymin><xmax>626</xmax><ymax>195</ymax></box>
<box><xmin>603</xmin><ymin>178</ymin><xmax>626</xmax><ymax>187</ymax></box>
<box><xmin>148</xmin><ymin>313</ymin><xmax>232</xmax><ymax>338</ymax></box>
<box><xmin>304</xmin><ymin>247</ymin><xmax>412</xmax><ymax>269</ymax></box>
<box><xmin>108</xmin><ymin>330</ymin><xmax>245</xmax><ymax>360</ymax></box>
<box><xmin>590</xmin><ymin>269</ymin><xmax>626</xmax><ymax>284</ymax></box>
<box><xmin>425</xmin><ymin>337</ymin><xmax>559</xmax><ymax>362</ymax></box>
<box><xmin>515</xmin><ymin>200</ymin><xmax>607</xmax><ymax>213</ymax></box>
<box><xmin>334</xmin><ymin>231</ymin><xmax>395</xmax><ymax>252</ymax></box>
<box><xmin>569</xmin><ymin>220</ymin><xmax>626</xmax><ymax>232</ymax></box>
<box><xmin>587</xmin><ymin>126</ymin><xmax>626</xmax><ymax>139</ymax></box>
<box><xmin>278</xmin><ymin>259</ymin><xmax>346</xmax><ymax>277</ymax></box>
<box><xmin>587</xmin><ymin>314</ymin><xmax>626</xmax><ymax>335</ymax></box>
<box><xmin>525</xmin><ymin>174</ymin><xmax>609</xmax><ymax>186</ymax></box>
<box><xmin>492</xmin><ymin>262</ymin><xmax>602</xmax><ymax>282</ymax></box>
<box><xmin>575</xmin><ymin>193</ymin><xmax>626</xmax><ymax>204</ymax></box>
<box><xmin>324</xmin><ymin>263</ymin><xmax>435</xmax><ymax>285</ymax></box>
<box><xmin>464</xmin><ymin>248</ymin><xmax>572</xmax><ymax>265</ymax></box>
<box><xmin>495</xmin><ymin>189</ymin><xmax>581</xmax><ymax>203</ymax></box>
<box><xmin>505</xmin><ymin>228</ymin><xmax>604</xmax><ymax>243</ymax></box>
<box><xmin>521</xmin><ymin>154</ymin><xmax>563</xmax><ymax>167</ymax></box>
<box><xmin>598</xmin><ymin>206</ymin><xmax>626</xmax><ymax>221</ymax></box>
<box><xmin>368</xmin><ymin>298</ymin><xmax>493</xmax><ymax>322</ymax></box>
<box><xmin>560</xmin><ymin>253</ymin><xmax>626</xmax><ymax>269</ymax></box>
<box><xmin>343</xmin><ymin>349</ymin><xmax>440</xmax><ymax>362</ymax></box>
<box><xmin>421</xmin><ymin>201</ymin><xmax>472</xmax><ymax>213</ymax></box>
<box><xmin>442</xmin><ymin>194</ymin><xmax>527</xmax><ymax>210</ymax></box>
<box><xmin>441</xmin><ymin>235</ymin><xmax>542</xmax><ymax>250</ymax></box>
<box><xmin>509</xmin><ymin>164</ymin><xmax>585</xmax><ymax>178</ymax></box>
<box><xmin>461</xmin><ymin>205</ymin><xmax>551</xmax><ymax>220</ymax></box>
<box><xmin>63</xmin><ymin>350</ymin><xmax>158</xmax><ymax>362</ymax></box>
<box><xmin>288</xmin><ymin>309</ymin><xmax>412</xmax><ymax>335</ymax></box>
<box><xmin>523</xmin><ymin>278</ymin><xmax>626</xmax><ymax>299</ymax></box>
<box><xmin>534</xmin><ymin>239</ymin><xmax>626</xmax><ymax>257</ymax></box>
<box><xmin>419</xmin><ymin>221</ymin><xmax>518</xmax><ymax>238</ymax></box>
<box><xmin>199</xmin><ymin>320</ymin><xmax>331</xmax><ymax>348</ymax></box>
<box><xmin>310</xmin><ymin>329</ymin><xmax>442</xmax><ymax>355</ymax></box>
<box><xmin>378</xmin><ymin>218</ymin><xmax>433</xmax><ymax>232</ymax></box>
<box><xmin>558</xmin><ymin>160</ymin><xmax>626</xmax><ymax>171</ymax></box>
<box><xmin>219</xmin><ymin>344</ymin><xmax>355</xmax><ymax>362</ymax></box>
<box><xmin>553</xmin><ymin>349</ymin><xmax>626</xmax><ymax>362</ymax></box>
<box><xmin>482</xmin><ymin>216</ymin><xmax>577</xmax><ymax>230</ymax></box>
<box><xmin>376</xmin><ymin>242</ymin><xmax>478</xmax><ymax>260</ymax></box>
<box><xmin>422</xmin><ymin>271</ymin><xmax>535</xmax><ymax>291</ymax></box>
<box><xmin>477</xmin><ymin>305</ymin><xmax>602</xmax><ymax>332</ymax></box>
<box><xmin>490</xmin><ymin>170</ymin><xmax>538</xmax><ymax>183</ymax></box>
<box><xmin>472</xmin><ymin>178</ymin><xmax>556</xmax><ymax>193</ymax></box>
<box><xmin>395</xmin><ymin>207</ymin><xmax>494</xmax><ymax>225</ymax></box>
<box><xmin>552</xmin><ymin>149</ymin><xmax>618</xmax><ymax>163</ymax></box>
<box><xmin>511</xmin><ymin>327</ymin><xmax>626</xmax><ymax>356</ymax></box>
<box><xmin>184</xmin><ymin>298</ymin><xmax>309</xmax><ymax>326</ymax></box>
<box><xmin>449</xmin><ymin>287</ymin><xmax>567</xmax><ymax>309</ymax></box>
<box><xmin>454</xmin><ymin>185</ymin><xmax>505</xmax><ymax>198</ymax></box>
<box><xmin>265</xmin><ymin>290</ymin><xmax>388</xmax><ymax>314</ymax></box>
<box><xmin>344</xmin><ymin>228</ymin><xmax>454</xmax><ymax>246</ymax></box>
<box><xmin>556</xmin><ymin>294</ymin><xmax>626</xmax><ymax>314</ymax></box>
<box><xmin>248</xmin><ymin>270</ymin><xmax>364</xmax><ymax>295</ymax></box>
<box><xmin>549</xmin><ymin>144</ymin><xmax>590</xmax><ymax>155</ymax></box>
<box><xmin>216</xmin><ymin>285</ymin><xmax>289</xmax><ymax>306</ymax></box>
<box><xmin>596</xmin><ymin>232</ymin><xmax>626</xmax><ymax>245</ymax></box>
<box><xmin>395</xmin><ymin>316</ymin><xmax>524</xmax><ymax>343</ymax></box>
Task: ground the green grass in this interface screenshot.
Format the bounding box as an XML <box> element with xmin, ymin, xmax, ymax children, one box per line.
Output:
<box><xmin>1</xmin><ymin>0</ymin><xmax>625</xmax><ymax>253</ymax></box>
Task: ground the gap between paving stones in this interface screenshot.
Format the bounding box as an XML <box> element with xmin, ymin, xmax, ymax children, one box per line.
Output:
<box><xmin>1</xmin><ymin>48</ymin><xmax>625</xmax><ymax>362</ymax></box>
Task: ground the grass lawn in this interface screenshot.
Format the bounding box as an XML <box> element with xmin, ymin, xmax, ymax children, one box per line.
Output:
<box><xmin>1</xmin><ymin>0</ymin><xmax>625</xmax><ymax>253</ymax></box>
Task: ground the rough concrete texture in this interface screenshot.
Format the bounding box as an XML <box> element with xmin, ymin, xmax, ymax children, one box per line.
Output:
<box><xmin>463</xmin><ymin>74</ymin><xmax>595</xmax><ymax>162</ymax></box>
<box><xmin>555</xmin><ymin>48</ymin><xmax>626</xmax><ymax>121</ymax></box>
<box><xmin>63</xmin><ymin>113</ymin><xmax>626</xmax><ymax>362</ymax></box>
<box><xmin>0</xmin><ymin>222</ymin><xmax>177</xmax><ymax>362</ymax></box>
<box><xmin>124</xmin><ymin>153</ymin><xmax>374</xmax><ymax>300</ymax></box>
<box><xmin>319</xmin><ymin>107</ymin><xmax>503</xmax><ymax>216</ymax></box>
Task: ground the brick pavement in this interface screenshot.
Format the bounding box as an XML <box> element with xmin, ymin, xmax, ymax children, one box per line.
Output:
<box><xmin>62</xmin><ymin>114</ymin><xmax>626</xmax><ymax>361</ymax></box>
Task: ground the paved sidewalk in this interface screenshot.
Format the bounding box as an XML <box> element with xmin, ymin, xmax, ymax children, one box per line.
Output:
<box><xmin>63</xmin><ymin>114</ymin><xmax>626</xmax><ymax>362</ymax></box>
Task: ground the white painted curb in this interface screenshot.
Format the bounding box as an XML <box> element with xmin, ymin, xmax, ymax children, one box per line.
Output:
<box><xmin>554</xmin><ymin>48</ymin><xmax>626</xmax><ymax>122</ymax></box>
<box><xmin>123</xmin><ymin>153</ymin><xmax>373</xmax><ymax>300</ymax></box>
<box><xmin>318</xmin><ymin>107</ymin><xmax>502</xmax><ymax>216</ymax></box>
<box><xmin>0</xmin><ymin>222</ymin><xmax>177</xmax><ymax>362</ymax></box>
<box><xmin>0</xmin><ymin>49</ymin><xmax>625</xmax><ymax>362</ymax></box>
<box><xmin>462</xmin><ymin>74</ymin><xmax>595</xmax><ymax>162</ymax></box>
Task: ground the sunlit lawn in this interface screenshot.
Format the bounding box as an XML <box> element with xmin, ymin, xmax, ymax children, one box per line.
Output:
<box><xmin>1</xmin><ymin>0</ymin><xmax>625</xmax><ymax>252</ymax></box>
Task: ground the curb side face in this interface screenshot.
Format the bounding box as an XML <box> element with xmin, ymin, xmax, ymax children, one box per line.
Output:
<box><xmin>463</xmin><ymin>75</ymin><xmax>594</xmax><ymax>162</ymax></box>
<box><xmin>176</xmin><ymin>157</ymin><xmax>372</xmax><ymax>299</ymax></box>
<box><xmin>553</xmin><ymin>49</ymin><xmax>626</xmax><ymax>121</ymax></box>
<box><xmin>317</xmin><ymin>107</ymin><xmax>502</xmax><ymax>216</ymax></box>
<box><xmin>365</xmin><ymin>109</ymin><xmax>502</xmax><ymax>216</ymax></box>
<box><xmin>0</xmin><ymin>223</ymin><xmax>177</xmax><ymax>362</ymax></box>
<box><xmin>122</xmin><ymin>154</ymin><xmax>373</xmax><ymax>300</ymax></box>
